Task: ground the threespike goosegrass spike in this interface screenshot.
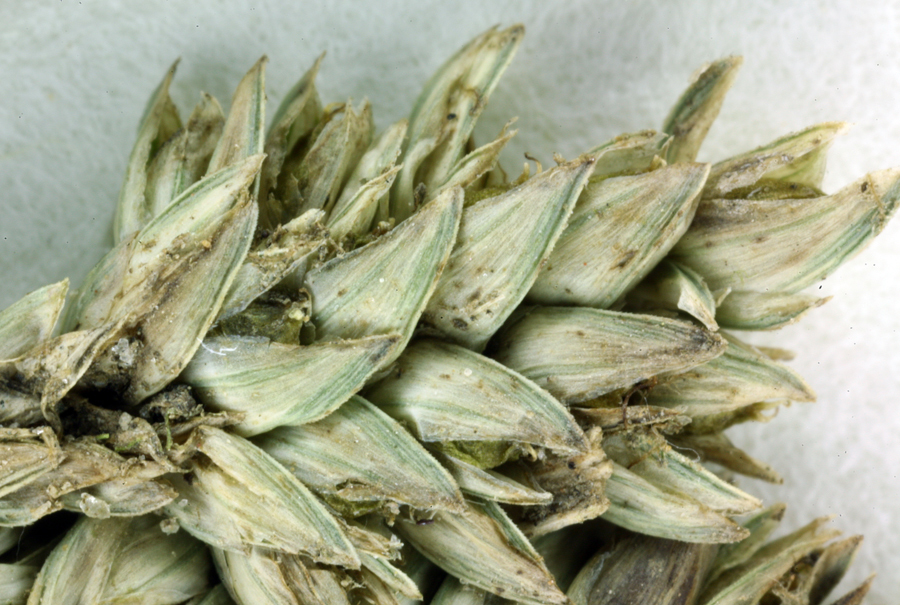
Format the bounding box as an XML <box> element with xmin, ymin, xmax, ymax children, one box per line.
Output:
<box><xmin>112</xmin><ymin>59</ymin><xmax>182</xmax><ymax>242</ymax></box>
<box><xmin>422</xmin><ymin>155</ymin><xmax>595</xmax><ymax>351</ymax></box>
<box><xmin>0</xmin><ymin>22</ymin><xmax>895</xmax><ymax>605</ymax></box>
<box><xmin>391</xmin><ymin>24</ymin><xmax>523</xmax><ymax>221</ymax></box>
<box><xmin>527</xmin><ymin>162</ymin><xmax>708</xmax><ymax>309</ymax></box>
<box><xmin>672</xmin><ymin>168</ymin><xmax>900</xmax><ymax>295</ymax></box>
<box><xmin>393</xmin><ymin>499</ymin><xmax>567</xmax><ymax>605</ymax></box>
<box><xmin>585</xmin><ymin>129</ymin><xmax>671</xmax><ymax>177</ymax></box>
<box><xmin>145</xmin><ymin>92</ymin><xmax>226</xmax><ymax>219</ymax></box>
<box><xmin>625</xmin><ymin>258</ymin><xmax>720</xmax><ymax>330</ymax></box>
<box><xmin>662</xmin><ymin>55</ymin><xmax>743</xmax><ymax>164</ymax></box>
<box><xmin>0</xmin><ymin>280</ymin><xmax>67</xmax><ymax>362</ymax></box>
<box><xmin>182</xmin><ymin>334</ymin><xmax>401</xmax><ymax>436</ymax></box>
<box><xmin>254</xmin><ymin>395</ymin><xmax>466</xmax><ymax>516</ymax></box>
<box><xmin>206</xmin><ymin>57</ymin><xmax>267</xmax><ymax>179</ymax></box>
<box><xmin>566</xmin><ymin>534</ymin><xmax>716</xmax><ymax>605</ymax></box>
<box><xmin>645</xmin><ymin>330</ymin><xmax>816</xmax><ymax>429</ymax></box>
<box><xmin>492</xmin><ymin>306</ymin><xmax>726</xmax><ymax>405</ymax></box>
<box><xmin>162</xmin><ymin>427</ymin><xmax>360</xmax><ymax>567</ymax></box>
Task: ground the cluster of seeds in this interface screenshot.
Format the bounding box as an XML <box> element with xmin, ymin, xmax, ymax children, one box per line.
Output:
<box><xmin>0</xmin><ymin>24</ymin><xmax>892</xmax><ymax>605</ymax></box>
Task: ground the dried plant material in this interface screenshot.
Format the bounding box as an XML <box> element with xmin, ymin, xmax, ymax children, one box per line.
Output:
<box><xmin>0</xmin><ymin>441</ymin><xmax>169</xmax><ymax>526</ymax></box>
<box><xmin>430</xmin><ymin>576</ymin><xmax>498</xmax><ymax>605</ymax></box>
<box><xmin>567</xmin><ymin>534</ymin><xmax>716</xmax><ymax>605</ymax></box>
<box><xmin>212</xmin><ymin>547</ymin><xmax>351</xmax><ymax>605</ymax></box>
<box><xmin>702</xmin><ymin>122</ymin><xmax>849</xmax><ymax>198</ymax></box>
<box><xmin>765</xmin><ymin>135</ymin><xmax>840</xmax><ymax>192</ymax></box>
<box><xmin>113</xmin><ymin>60</ymin><xmax>182</xmax><ymax>241</ymax></box>
<box><xmin>0</xmin><ymin>561</ymin><xmax>38</xmax><ymax>605</ymax></box>
<box><xmin>512</xmin><ymin>427</ymin><xmax>613</xmax><ymax>538</ymax></box>
<box><xmin>13</xmin><ymin>321</ymin><xmax>128</xmax><ymax>431</ymax></box>
<box><xmin>685</xmin><ymin>400</ymin><xmax>783</xmax><ymax>436</ymax></box>
<box><xmin>760</xmin><ymin>534</ymin><xmax>866</xmax><ymax>605</ymax></box>
<box><xmin>602</xmin><ymin>428</ymin><xmax>761</xmax><ymax>515</ymax></box>
<box><xmin>585</xmin><ymin>130</ymin><xmax>671</xmax><ymax>178</ymax></box>
<box><xmin>435</xmin><ymin>452</ymin><xmax>552</xmax><ymax>505</ymax></box>
<box><xmin>602</xmin><ymin>461</ymin><xmax>748</xmax><ymax>544</ymax></box>
<box><xmin>668</xmin><ymin>431</ymin><xmax>784</xmax><ymax>484</ymax></box>
<box><xmin>279</xmin><ymin>100</ymin><xmax>374</xmax><ymax>219</ymax></box>
<box><xmin>699</xmin><ymin>517</ymin><xmax>842</xmax><ymax>605</ymax></box>
<box><xmin>715</xmin><ymin>289</ymin><xmax>830</xmax><ymax>331</ymax></box>
<box><xmin>430</xmin><ymin>122</ymin><xmax>516</xmax><ymax>201</ymax></box>
<box><xmin>62</xmin><ymin>156</ymin><xmax>263</xmax><ymax>405</ymax></box>
<box><xmin>394</xmin><ymin>499</ymin><xmax>566</xmax><ymax>605</ymax></box>
<box><xmin>146</xmin><ymin>93</ymin><xmax>226</xmax><ymax>217</ymax></box>
<box><xmin>305</xmin><ymin>186</ymin><xmax>462</xmax><ymax>351</ymax></box>
<box><xmin>213</xmin><ymin>290</ymin><xmax>310</xmax><ymax>344</ymax></box>
<box><xmin>824</xmin><ymin>575</ymin><xmax>874</xmax><ymax>605</ymax></box>
<box><xmin>493</xmin><ymin>306</ymin><xmax>725</xmax><ymax>405</ymax></box>
<box><xmin>627</xmin><ymin>259</ymin><xmax>719</xmax><ymax>330</ymax></box>
<box><xmin>663</xmin><ymin>56</ymin><xmax>743</xmax><ymax>163</ymax></box>
<box><xmin>123</xmin><ymin>193</ymin><xmax>257</xmax><ymax>403</ymax></box>
<box><xmin>132</xmin><ymin>179</ymin><xmax>261</xmax><ymax>403</ymax></box>
<box><xmin>0</xmin><ymin>280</ymin><xmax>68</xmax><ymax>362</ymax></box>
<box><xmin>395</xmin><ymin>546</ymin><xmax>443</xmax><ymax>605</ymax></box>
<box><xmin>675</xmin><ymin>169</ymin><xmax>900</xmax><ymax>296</ymax></box>
<box><xmin>356</xmin><ymin>567</ymin><xmax>405</xmax><ymax>605</ymax></box>
<box><xmin>530</xmin><ymin>524</ymin><xmax>609</xmax><ymax>595</ymax></box>
<box><xmin>0</xmin><ymin>527</ymin><xmax>20</xmax><ymax>555</ymax></box>
<box><xmin>163</xmin><ymin>427</ymin><xmax>358</xmax><ymax>567</ymax></box>
<box><xmin>256</xmin><ymin>396</ymin><xmax>464</xmax><ymax>516</ymax></box>
<box><xmin>392</xmin><ymin>25</ymin><xmax>523</xmax><ymax>221</ymax></box>
<box><xmin>330</xmin><ymin>166</ymin><xmax>401</xmax><ymax>241</ymax></box>
<box><xmin>806</xmin><ymin>536</ymin><xmax>865</xmax><ymax>605</ymax></box>
<box><xmin>529</xmin><ymin>163</ymin><xmax>707</xmax><ymax>309</ymax></box>
<box><xmin>573</xmin><ymin>405</ymin><xmax>692</xmax><ymax>435</ymax></box>
<box><xmin>26</xmin><ymin>515</ymin><xmax>211</xmax><ymax>605</ymax></box>
<box><xmin>207</xmin><ymin>57</ymin><xmax>267</xmax><ymax>176</ymax></box>
<box><xmin>423</xmin><ymin>157</ymin><xmax>595</xmax><ymax>350</ymax></box>
<box><xmin>707</xmin><ymin>503</ymin><xmax>787</xmax><ymax>582</ymax></box>
<box><xmin>59</xmin><ymin>397</ymin><xmax>172</xmax><ymax>463</ymax></box>
<box><xmin>336</xmin><ymin>515</ymin><xmax>402</xmax><ymax>561</ymax></box>
<box><xmin>184</xmin><ymin>334</ymin><xmax>399</xmax><ymax>436</ymax></box>
<box><xmin>60</xmin><ymin>477</ymin><xmax>177</xmax><ymax>518</ymax></box>
<box><xmin>647</xmin><ymin>332</ymin><xmax>814</xmax><ymax>426</ymax></box>
<box><xmin>0</xmin><ymin>428</ymin><xmax>61</xmax><ymax>499</ymax></box>
<box><xmin>59</xmin><ymin>234</ymin><xmax>135</xmax><ymax>334</ymax></box>
<box><xmin>328</xmin><ymin>119</ymin><xmax>407</xmax><ymax>238</ymax></box>
<box><xmin>260</xmin><ymin>54</ymin><xmax>325</xmax><ymax>228</ymax></box>
<box><xmin>105</xmin><ymin>155</ymin><xmax>264</xmax><ymax>325</ymax></box>
<box><xmin>0</xmin><ymin>378</ymin><xmax>43</xmax><ymax>427</ymax></box>
<box><xmin>366</xmin><ymin>339</ymin><xmax>587</xmax><ymax>457</ymax></box>
<box><xmin>219</xmin><ymin>209</ymin><xmax>327</xmax><ymax>320</ymax></box>
<box><xmin>360</xmin><ymin>551</ymin><xmax>423</xmax><ymax>601</ymax></box>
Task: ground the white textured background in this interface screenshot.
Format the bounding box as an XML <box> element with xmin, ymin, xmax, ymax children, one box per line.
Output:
<box><xmin>1</xmin><ymin>1</ymin><xmax>899</xmax><ymax>602</ymax></box>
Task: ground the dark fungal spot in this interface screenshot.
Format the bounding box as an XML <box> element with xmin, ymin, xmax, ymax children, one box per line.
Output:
<box><xmin>861</xmin><ymin>181</ymin><xmax>869</xmax><ymax>193</ymax></box>
<box><xmin>567</xmin><ymin>460</ymin><xmax>577</xmax><ymax>470</ymax></box>
<box><xmin>452</xmin><ymin>318</ymin><xmax>468</xmax><ymax>330</ymax></box>
<box><xmin>447</xmin><ymin>113</ymin><xmax>457</xmax><ymax>120</ymax></box>
<box><xmin>615</xmin><ymin>249</ymin><xmax>637</xmax><ymax>269</ymax></box>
